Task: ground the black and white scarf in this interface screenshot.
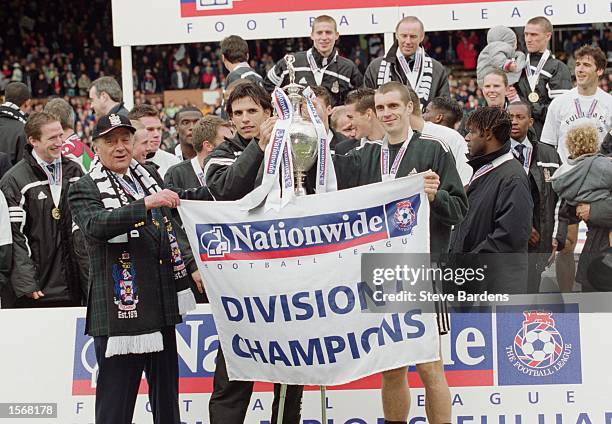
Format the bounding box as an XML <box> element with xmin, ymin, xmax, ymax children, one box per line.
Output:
<box><xmin>90</xmin><ymin>158</ymin><xmax>196</xmax><ymax>357</ymax></box>
<box><xmin>0</xmin><ymin>102</ymin><xmax>27</xmax><ymax>123</ymax></box>
<box><xmin>376</xmin><ymin>42</ymin><xmax>434</xmax><ymax>103</ymax></box>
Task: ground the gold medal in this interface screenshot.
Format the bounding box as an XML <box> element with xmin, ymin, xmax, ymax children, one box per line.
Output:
<box><xmin>51</xmin><ymin>207</ymin><xmax>61</xmax><ymax>220</ymax></box>
<box><xmin>528</xmin><ymin>92</ymin><xmax>539</xmax><ymax>103</ymax></box>
<box><xmin>331</xmin><ymin>80</ymin><xmax>340</xmax><ymax>94</ymax></box>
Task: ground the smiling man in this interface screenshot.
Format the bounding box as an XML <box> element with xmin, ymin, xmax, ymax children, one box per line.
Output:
<box><xmin>68</xmin><ymin>113</ymin><xmax>201</xmax><ymax>424</ymax></box>
<box><xmin>264</xmin><ymin>15</ymin><xmax>363</xmax><ymax>106</ymax></box>
<box><xmin>364</xmin><ymin>16</ymin><xmax>450</xmax><ymax>110</ymax></box>
<box><xmin>0</xmin><ymin>111</ymin><xmax>88</xmax><ymax>308</ymax></box>
<box><xmin>513</xmin><ymin>16</ymin><xmax>572</xmax><ymax>138</ymax></box>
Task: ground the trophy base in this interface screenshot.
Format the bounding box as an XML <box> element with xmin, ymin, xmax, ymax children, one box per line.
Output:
<box><xmin>294</xmin><ymin>171</ymin><xmax>308</xmax><ymax>197</ymax></box>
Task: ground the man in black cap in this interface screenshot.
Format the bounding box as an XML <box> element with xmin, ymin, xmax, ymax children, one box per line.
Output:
<box><xmin>68</xmin><ymin>113</ymin><xmax>202</xmax><ymax>423</ymax></box>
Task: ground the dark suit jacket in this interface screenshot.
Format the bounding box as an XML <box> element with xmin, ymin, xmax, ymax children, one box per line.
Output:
<box><xmin>68</xmin><ymin>165</ymin><xmax>198</xmax><ymax>336</ymax></box>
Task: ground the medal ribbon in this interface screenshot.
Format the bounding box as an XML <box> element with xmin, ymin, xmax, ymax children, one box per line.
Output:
<box><xmin>397</xmin><ymin>46</ymin><xmax>424</xmax><ymax>90</ymax></box>
<box><xmin>117</xmin><ymin>174</ymin><xmax>145</xmax><ymax>200</ymax></box>
<box><xmin>306</xmin><ymin>48</ymin><xmax>338</xmax><ymax>86</ymax></box>
<box><xmin>526</xmin><ymin>49</ymin><xmax>551</xmax><ymax>94</ymax></box>
<box><xmin>40</xmin><ymin>160</ymin><xmax>62</xmax><ymax>208</ymax></box>
<box><xmin>190</xmin><ymin>157</ymin><xmax>206</xmax><ymax>186</ymax></box>
<box><xmin>573</xmin><ymin>98</ymin><xmax>599</xmax><ymax>118</ymax></box>
<box><xmin>380</xmin><ymin>129</ymin><xmax>414</xmax><ymax>182</ymax></box>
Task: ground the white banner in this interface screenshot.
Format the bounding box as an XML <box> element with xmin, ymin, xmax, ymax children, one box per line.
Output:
<box><xmin>111</xmin><ymin>0</ymin><xmax>611</xmax><ymax>46</ymax></box>
<box><xmin>178</xmin><ymin>175</ymin><xmax>440</xmax><ymax>386</ymax></box>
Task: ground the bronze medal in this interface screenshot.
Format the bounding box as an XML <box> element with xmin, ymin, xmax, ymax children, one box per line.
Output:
<box><xmin>51</xmin><ymin>207</ymin><xmax>61</xmax><ymax>220</ymax></box>
<box><xmin>528</xmin><ymin>92</ymin><xmax>539</xmax><ymax>103</ymax></box>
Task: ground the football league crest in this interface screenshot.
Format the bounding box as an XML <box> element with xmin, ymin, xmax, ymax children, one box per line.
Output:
<box><xmin>112</xmin><ymin>252</ymin><xmax>139</xmax><ymax>314</ymax></box>
<box><xmin>392</xmin><ymin>200</ymin><xmax>417</xmax><ymax>234</ymax></box>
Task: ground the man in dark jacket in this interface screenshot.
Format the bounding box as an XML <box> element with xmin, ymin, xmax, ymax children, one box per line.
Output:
<box><xmin>0</xmin><ymin>112</ymin><xmax>88</xmax><ymax>308</ymax></box>
<box><xmin>364</xmin><ymin>16</ymin><xmax>450</xmax><ymax>110</ymax></box>
<box><xmin>221</xmin><ymin>35</ymin><xmax>264</xmax><ymax>87</ymax></box>
<box><xmin>264</xmin><ymin>15</ymin><xmax>363</xmax><ymax>106</ymax></box>
<box><xmin>0</xmin><ymin>189</ymin><xmax>12</xmax><ymax>308</ymax></box>
<box><xmin>450</xmin><ymin>107</ymin><xmax>533</xmax><ymax>294</ymax></box>
<box><xmin>193</xmin><ymin>82</ymin><xmax>304</xmax><ymax>424</ymax></box>
<box><xmin>89</xmin><ymin>76</ymin><xmax>129</xmax><ymax>117</ymax></box>
<box><xmin>508</xmin><ymin>101</ymin><xmax>562</xmax><ymax>292</ymax></box>
<box><xmin>0</xmin><ymin>152</ymin><xmax>11</xmax><ymax>178</ymax></box>
<box><xmin>68</xmin><ymin>113</ymin><xmax>200</xmax><ymax>423</ymax></box>
<box><xmin>0</xmin><ymin>82</ymin><xmax>31</xmax><ymax>166</ymax></box>
<box><xmin>328</xmin><ymin>82</ymin><xmax>466</xmax><ymax>424</ymax></box>
<box><xmin>511</xmin><ymin>16</ymin><xmax>572</xmax><ymax>138</ymax></box>
<box><xmin>165</xmin><ymin>115</ymin><xmax>233</xmax><ymax>191</ymax></box>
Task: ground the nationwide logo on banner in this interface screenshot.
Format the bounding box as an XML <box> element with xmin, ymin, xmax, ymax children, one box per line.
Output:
<box><xmin>179</xmin><ymin>0</ymin><xmax>513</xmax><ymax>18</ymax></box>
<box><xmin>196</xmin><ymin>195</ymin><xmax>421</xmax><ymax>261</ymax></box>
<box><xmin>496</xmin><ymin>304</ymin><xmax>582</xmax><ymax>386</ymax></box>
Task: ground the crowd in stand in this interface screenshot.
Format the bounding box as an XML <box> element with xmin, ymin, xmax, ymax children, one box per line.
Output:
<box><xmin>1</xmin><ymin>1</ymin><xmax>610</xmax><ymax>146</ymax></box>
<box><xmin>0</xmin><ymin>8</ymin><xmax>611</xmax><ymax>424</ymax></box>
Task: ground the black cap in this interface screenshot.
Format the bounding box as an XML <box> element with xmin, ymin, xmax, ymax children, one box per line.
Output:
<box><xmin>92</xmin><ymin>113</ymin><xmax>136</xmax><ymax>139</ymax></box>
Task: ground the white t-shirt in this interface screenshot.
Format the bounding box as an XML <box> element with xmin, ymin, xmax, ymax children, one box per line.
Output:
<box><xmin>150</xmin><ymin>148</ymin><xmax>181</xmax><ymax>179</ymax></box>
<box><xmin>0</xmin><ymin>190</ymin><xmax>12</xmax><ymax>247</ymax></box>
<box><xmin>422</xmin><ymin>121</ymin><xmax>473</xmax><ymax>185</ymax></box>
<box><xmin>541</xmin><ymin>87</ymin><xmax>612</xmax><ymax>163</ymax></box>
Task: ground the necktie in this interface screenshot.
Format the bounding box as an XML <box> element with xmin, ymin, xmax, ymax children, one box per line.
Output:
<box><xmin>123</xmin><ymin>174</ymin><xmax>138</xmax><ymax>192</ymax></box>
<box><xmin>515</xmin><ymin>144</ymin><xmax>526</xmax><ymax>166</ymax></box>
<box><xmin>46</xmin><ymin>164</ymin><xmax>57</xmax><ymax>184</ymax></box>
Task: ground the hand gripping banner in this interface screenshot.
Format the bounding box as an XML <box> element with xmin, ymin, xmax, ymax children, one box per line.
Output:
<box><xmin>179</xmin><ymin>174</ymin><xmax>440</xmax><ymax>386</ymax></box>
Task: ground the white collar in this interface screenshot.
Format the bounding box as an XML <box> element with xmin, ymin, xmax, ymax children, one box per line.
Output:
<box><xmin>233</xmin><ymin>62</ymin><xmax>250</xmax><ymax>70</ymax></box>
<box><xmin>511</xmin><ymin>137</ymin><xmax>532</xmax><ymax>150</ymax></box>
<box><xmin>32</xmin><ymin>150</ymin><xmax>60</xmax><ymax>167</ymax></box>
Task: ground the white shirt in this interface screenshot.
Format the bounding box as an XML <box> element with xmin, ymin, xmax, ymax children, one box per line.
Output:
<box><xmin>0</xmin><ymin>190</ymin><xmax>12</xmax><ymax>247</ymax></box>
<box><xmin>541</xmin><ymin>87</ymin><xmax>612</xmax><ymax>163</ymax></box>
<box><xmin>511</xmin><ymin>137</ymin><xmax>533</xmax><ymax>174</ymax></box>
<box><xmin>422</xmin><ymin>121</ymin><xmax>473</xmax><ymax>185</ymax></box>
<box><xmin>150</xmin><ymin>149</ymin><xmax>181</xmax><ymax>179</ymax></box>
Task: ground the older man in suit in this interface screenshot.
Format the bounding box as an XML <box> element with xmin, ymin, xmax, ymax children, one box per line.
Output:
<box><xmin>68</xmin><ymin>113</ymin><xmax>202</xmax><ymax>424</ymax></box>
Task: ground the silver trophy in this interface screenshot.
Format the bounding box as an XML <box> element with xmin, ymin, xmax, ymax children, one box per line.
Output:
<box><xmin>283</xmin><ymin>54</ymin><xmax>319</xmax><ymax>197</ymax></box>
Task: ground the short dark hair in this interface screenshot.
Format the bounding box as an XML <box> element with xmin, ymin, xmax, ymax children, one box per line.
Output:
<box><xmin>376</xmin><ymin>81</ymin><xmax>411</xmax><ymax>106</ymax></box>
<box><xmin>128</xmin><ymin>104</ymin><xmax>158</xmax><ymax>120</ymax></box>
<box><xmin>574</xmin><ymin>45</ymin><xmax>607</xmax><ymax>71</ymax></box>
<box><xmin>226</xmin><ymin>82</ymin><xmax>272</xmax><ymax>116</ymax></box>
<box><xmin>466</xmin><ymin>107</ymin><xmax>512</xmax><ymax>143</ymax></box>
<box><xmin>25</xmin><ymin>112</ymin><xmax>59</xmax><ymax>141</ymax></box>
<box><xmin>345</xmin><ymin>87</ymin><xmax>375</xmax><ymax>114</ymax></box>
<box><xmin>309</xmin><ymin>86</ymin><xmax>332</xmax><ymax>108</ymax></box>
<box><xmin>5</xmin><ymin>82</ymin><xmax>31</xmax><ymax>107</ymax></box>
<box><xmin>175</xmin><ymin>106</ymin><xmax>203</xmax><ymax>124</ymax></box>
<box><xmin>507</xmin><ymin>100</ymin><xmax>533</xmax><ymax>118</ymax></box>
<box><xmin>44</xmin><ymin>98</ymin><xmax>76</xmax><ymax>130</ymax></box>
<box><xmin>221</xmin><ymin>35</ymin><xmax>249</xmax><ymax>64</ymax></box>
<box><xmin>428</xmin><ymin>97</ymin><xmax>463</xmax><ymax>127</ymax></box>
<box><xmin>90</xmin><ymin>76</ymin><xmax>123</xmax><ymax>102</ymax></box>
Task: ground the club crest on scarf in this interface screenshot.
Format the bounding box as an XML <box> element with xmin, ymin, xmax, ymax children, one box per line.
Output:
<box><xmin>112</xmin><ymin>252</ymin><xmax>139</xmax><ymax>318</ymax></box>
<box><xmin>166</xmin><ymin>217</ymin><xmax>188</xmax><ymax>279</ymax></box>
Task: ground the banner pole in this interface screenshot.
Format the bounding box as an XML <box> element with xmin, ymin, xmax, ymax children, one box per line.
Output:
<box><xmin>320</xmin><ymin>386</ymin><xmax>327</xmax><ymax>423</ymax></box>
<box><xmin>277</xmin><ymin>383</ymin><xmax>287</xmax><ymax>423</ymax></box>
